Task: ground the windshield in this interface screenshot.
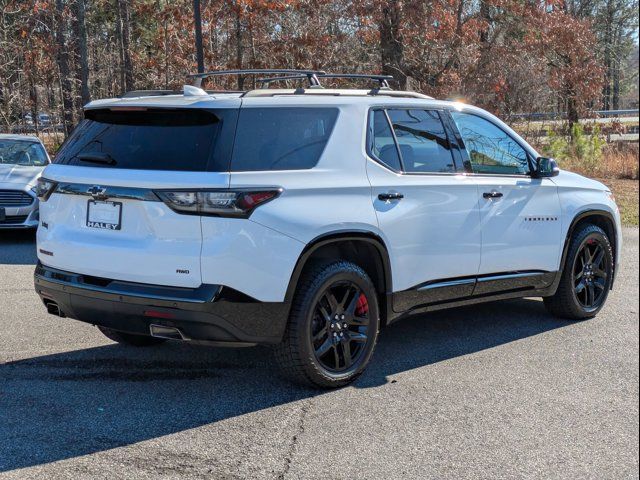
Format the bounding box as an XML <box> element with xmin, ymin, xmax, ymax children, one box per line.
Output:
<box><xmin>0</xmin><ymin>140</ymin><xmax>49</xmax><ymax>167</ymax></box>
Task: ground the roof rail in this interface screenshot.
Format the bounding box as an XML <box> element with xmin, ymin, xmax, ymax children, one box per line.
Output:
<box><xmin>187</xmin><ymin>69</ymin><xmax>326</xmax><ymax>89</ymax></box>
<box><xmin>244</xmin><ymin>89</ymin><xmax>433</xmax><ymax>100</ymax></box>
<box><xmin>258</xmin><ymin>73</ymin><xmax>395</xmax><ymax>90</ymax></box>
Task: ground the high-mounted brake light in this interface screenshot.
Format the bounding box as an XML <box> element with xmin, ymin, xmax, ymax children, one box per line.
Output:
<box><xmin>155</xmin><ymin>189</ymin><xmax>282</xmax><ymax>218</ymax></box>
<box><xmin>109</xmin><ymin>107</ymin><xmax>148</xmax><ymax>111</ymax></box>
<box><xmin>35</xmin><ymin>177</ymin><xmax>58</xmax><ymax>201</ymax></box>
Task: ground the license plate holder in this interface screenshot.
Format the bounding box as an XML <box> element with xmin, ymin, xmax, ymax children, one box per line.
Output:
<box><xmin>86</xmin><ymin>200</ymin><xmax>122</xmax><ymax>230</ymax></box>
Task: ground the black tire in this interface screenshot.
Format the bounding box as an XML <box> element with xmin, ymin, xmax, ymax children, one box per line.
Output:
<box><xmin>275</xmin><ymin>261</ymin><xmax>380</xmax><ymax>388</ymax></box>
<box><xmin>98</xmin><ymin>326</ymin><xmax>167</xmax><ymax>347</ymax></box>
<box><xmin>544</xmin><ymin>224</ymin><xmax>614</xmax><ymax>320</ymax></box>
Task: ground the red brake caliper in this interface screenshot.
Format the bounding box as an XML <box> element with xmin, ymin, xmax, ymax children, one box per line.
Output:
<box><xmin>355</xmin><ymin>293</ymin><xmax>369</xmax><ymax>316</ymax></box>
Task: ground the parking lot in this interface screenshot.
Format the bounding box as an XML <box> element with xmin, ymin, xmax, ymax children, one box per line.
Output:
<box><xmin>0</xmin><ymin>228</ymin><xmax>638</xmax><ymax>479</ymax></box>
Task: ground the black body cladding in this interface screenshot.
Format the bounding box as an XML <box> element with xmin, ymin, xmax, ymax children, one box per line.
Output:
<box><xmin>34</xmin><ymin>263</ymin><xmax>289</xmax><ymax>345</ymax></box>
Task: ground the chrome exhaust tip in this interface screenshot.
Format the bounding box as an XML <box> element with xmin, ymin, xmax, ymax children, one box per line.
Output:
<box><xmin>149</xmin><ymin>324</ymin><xmax>188</xmax><ymax>341</ymax></box>
<box><xmin>45</xmin><ymin>301</ymin><xmax>65</xmax><ymax>318</ymax></box>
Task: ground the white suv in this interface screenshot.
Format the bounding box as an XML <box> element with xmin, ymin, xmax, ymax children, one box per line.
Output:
<box><xmin>34</xmin><ymin>70</ymin><xmax>621</xmax><ymax>388</ymax></box>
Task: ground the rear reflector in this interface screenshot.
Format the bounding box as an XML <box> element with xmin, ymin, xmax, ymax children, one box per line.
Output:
<box><xmin>143</xmin><ymin>310</ymin><xmax>175</xmax><ymax>319</ymax></box>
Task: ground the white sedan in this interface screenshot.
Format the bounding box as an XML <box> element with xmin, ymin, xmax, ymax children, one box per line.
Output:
<box><xmin>0</xmin><ymin>134</ymin><xmax>50</xmax><ymax>229</ymax></box>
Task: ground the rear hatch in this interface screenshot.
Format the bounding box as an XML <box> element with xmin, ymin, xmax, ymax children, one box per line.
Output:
<box><xmin>37</xmin><ymin>102</ymin><xmax>239</xmax><ymax>288</ymax></box>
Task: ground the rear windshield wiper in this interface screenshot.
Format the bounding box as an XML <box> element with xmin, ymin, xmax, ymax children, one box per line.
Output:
<box><xmin>77</xmin><ymin>153</ymin><xmax>117</xmax><ymax>166</ymax></box>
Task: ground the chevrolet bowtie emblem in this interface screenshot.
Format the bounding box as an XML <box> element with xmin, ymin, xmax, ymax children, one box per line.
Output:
<box><xmin>87</xmin><ymin>185</ymin><xmax>107</xmax><ymax>199</ymax></box>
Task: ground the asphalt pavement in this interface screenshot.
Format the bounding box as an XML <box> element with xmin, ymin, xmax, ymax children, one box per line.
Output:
<box><xmin>0</xmin><ymin>228</ymin><xmax>638</xmax><ymax>479</ymax></box>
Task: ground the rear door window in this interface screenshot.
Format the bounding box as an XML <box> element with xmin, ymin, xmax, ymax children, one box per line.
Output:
<box><xmin>230</xmin><ymin>107</ymin><xmax>339</xmax><ymax>171</ymax></box>
<box><xmin>54</xmin><ymin>108</ymin><xmax>237</xmax><ymax>172</ymax></box>
<box><xmin>386</xmin><ymin>109</ymin><xmax>456</xmax><ymax>173</ymax></box>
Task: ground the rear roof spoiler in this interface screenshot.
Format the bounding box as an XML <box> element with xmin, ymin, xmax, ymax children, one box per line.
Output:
<box><xmin>121</xmin><ymin>90</ymin><xmax>181</xmax><ymax>98</ymax></box>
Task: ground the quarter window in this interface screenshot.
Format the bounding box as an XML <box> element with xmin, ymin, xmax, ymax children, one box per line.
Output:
<box><xmin>369</xmin><ymin>109</ymin><xmax>401</xmax><ymax>171</ymax></box>
<box><xmin>451</xmin><ymin>111</ymin><xmax>530</xmax><ymax>175</ymax></box>
<box><xmin>231</xmin><ymin>107</ymin><xmax>339</xmax><ymax>171</ymax></box>
<box><xmin>386</xmin><ymin>109</ymin><xmax>455</xmax><ymax>173</ymax></box>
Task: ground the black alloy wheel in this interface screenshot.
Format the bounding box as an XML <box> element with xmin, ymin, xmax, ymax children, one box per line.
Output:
<box><xmin>310</xmin><ymin>281</ymin><xmax>371</xmax><ymax>372</ymax></box>
<box><xmin>544</xmin><ymin>223</ymin><xmax>614</xmax><ymax>320</ymax></box>
<box><xmin>572</xmin><ymin>236</ymin><xmax>609</xmax><ymax>310</ymax></box>
<box><xmin>276</xmin><ymin>260</ymin><xmax>380</xmax><ymax>388</ymax></box>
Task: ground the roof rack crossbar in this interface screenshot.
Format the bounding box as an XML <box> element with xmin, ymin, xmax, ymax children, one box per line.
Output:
<box><xmin>257</xmin><ymin>73</ymin><xmax>395</xmax><ymax>89</ymax></box>
<box><xmin>257</xmin><ymin>75</ymin><xmax>306</xmax><ymax>87</ymax></box>
<box><xmin>187</xmin><ymin>69</ymin><xmax>326</xmax><ymax>88</ymax></box>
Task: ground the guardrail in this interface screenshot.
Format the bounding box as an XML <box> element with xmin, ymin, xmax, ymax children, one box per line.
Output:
<box><xmin>510</xmin><ymin>109</ymin><xmax>639</xmax><ymax>120</ymax></box>
<box><xmin>3</xmin><ymin>125</ymin><xmax>65</xmax><ymax>134</ymax></box>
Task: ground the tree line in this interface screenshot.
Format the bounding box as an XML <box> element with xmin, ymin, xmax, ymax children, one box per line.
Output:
<box><xmin>0</xmin><ymin>0</ymin><xmax>637</xmax><ymax>136</ymax></box>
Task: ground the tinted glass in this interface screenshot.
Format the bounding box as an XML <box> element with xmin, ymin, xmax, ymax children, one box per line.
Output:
<box><xmin>451</xmin><ymin>111</ymin><xmax>530</xmax><ymax>175</ymax></box>
<box><xmin>387</xmin><ymin>109</ymin><xmax>455</xmax><ymax>173</ymax></box>
<box><xmin>54</xmin><ymin>109</ymin><xmax>226</xmax><ymax>171</ymax></box>
<box><xmin>0</xmin><ymin>140</ymin><xmax>48</xmax><ymax>166</ymax></box>
<box><xmin>231</xmin><ymin>108</ymin><xmax>339</xmax><ymax>171</ymax></box>
<box><xmin>370</xmin><ymin>110</ymin><xmax>401</xmax><ymax>171</ymax></box>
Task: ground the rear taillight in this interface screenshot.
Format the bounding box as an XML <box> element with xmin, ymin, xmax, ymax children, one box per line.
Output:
<box><xmin>35</xmin><ymin>178</ymin><xmax>57</xmax><ymax>201</ymax></box>
<box><xmin>155</xmin><ymin>189</ymin><xmax>282</xmax><ymax>218</ymax></box>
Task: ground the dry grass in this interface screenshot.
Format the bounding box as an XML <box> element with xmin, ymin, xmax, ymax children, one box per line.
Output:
<box><xmin>39</xmin><ymin>132</ymin><xmax>65</xmax><ymax>154</ymax></box>
<box><xmin>597</xmin><ymin>178</ymin><xmax>639</xmax><ymax>227</ymax></box>
<box><xmin>557</xmin><ymin>143</ymin><xmax>639</xmax><ymax>180</ymax></box>
<box><xmin>562</xmin><ymin>144</ymin><xmax>639</xmax><ymax>226</ymax></box>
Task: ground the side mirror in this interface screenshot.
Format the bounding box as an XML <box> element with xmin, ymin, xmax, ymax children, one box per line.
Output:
<box><xmin>534</xmin><ymin>157</ymin><xmax>560</xmax><ymax>178</ymax></box>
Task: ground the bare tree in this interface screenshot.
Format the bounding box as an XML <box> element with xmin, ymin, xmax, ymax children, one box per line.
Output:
<box><xmin>75</xmin><ymin>0</ymin><xmax>90</xmax><ymax>106</ymax></box>
<box><xmin>55</xmin><ymin>0</ymin><xmax>75</xmax><ymax>135</ymax></box>
<box><xmin>194</xmin><ymin>0</ymin><xmax>205</xmax><ymax>73</ymax></box>
<box><xmin>116</xmin><ymin>0</ymin><xmax>134</xmax><ymax>93</ymax></box>
<box><xmin>379</xmin><ymin>0</ymin><xmax>407</xmax><ymax>89</ymax></box>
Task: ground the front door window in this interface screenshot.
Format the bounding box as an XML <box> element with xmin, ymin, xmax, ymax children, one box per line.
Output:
<box><xmin>451</xmin><ymin>111</ymin><xmax>530</xmax><ymax>175</ymax></box>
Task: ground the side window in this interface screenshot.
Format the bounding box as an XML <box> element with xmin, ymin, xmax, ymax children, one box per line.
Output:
<box><xmin>369</xmin><ymin>109</ymin><xmax>401</xmax><ymax>171</ymax></box>
<box><xmin>387</xmin><ymin>109</ymin><xmax>455</xmax><ymax>173</ymax></box>
<box><xmin>451</xmin><ymin>111</ymin><xmax>530</xmax><ymax>175</ymax></box>
<box><xmin>231</xmin><ymin>107</ymin><xmax>339</xmax><ymax>171</ymax></box>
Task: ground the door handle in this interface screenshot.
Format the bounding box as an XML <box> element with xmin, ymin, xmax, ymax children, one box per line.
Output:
<box><xmin>483</xmin><ymin>191</ymin><xmax>503</xmax><ymax>199</ymax></box>
<box><xmin>378</xmin><ymin>192</ymin><xmax>404</xmax><ymax>201</ymax></box>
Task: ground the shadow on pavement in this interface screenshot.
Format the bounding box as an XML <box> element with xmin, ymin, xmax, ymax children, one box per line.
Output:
<box><xmin>0</xmin><ymin>229</ymin><xmax>37</xmax><ymax>265</ymax></box>
<box><xmin>0</xmin><ymin>298</ymin><xmax>571</xmax><ymax>472</ymax></box>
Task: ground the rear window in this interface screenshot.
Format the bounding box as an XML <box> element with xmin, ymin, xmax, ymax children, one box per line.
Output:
<box><xmin>54</xmin><ymin>108</ymin><xmax>237</xmax><ymax>171</ymax></box>
<box><xmin>230</xmin><ymin>107</ymin><xmax>339</xmax><ymax>171</ymax></box>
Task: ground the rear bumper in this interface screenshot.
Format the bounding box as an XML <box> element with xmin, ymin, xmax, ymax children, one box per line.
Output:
<box><xmin>34</xmin><ymin>263</ymin><xmax>289</xmax><ymax>345</ymax></box>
